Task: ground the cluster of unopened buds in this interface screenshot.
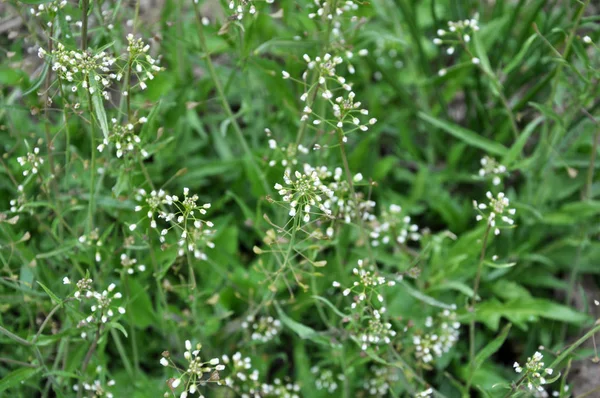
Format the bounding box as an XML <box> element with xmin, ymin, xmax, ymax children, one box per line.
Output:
<box><xmin>362</xmin><ymin>365</ymin><xmax>399</xmax><ymax>396</ymax></box>
<box><xmin>412</xmin><ymin>310</ymin><xmax>460</xmax><ymax>364</ymax></box>
<box><xmin>473</xmin><ymin>191</ymin><xmax>516</xmax><ymax>235</ymax></box>
<box><xmin>39</xmin><ymin>43</ymin><xmax>117</xmax><ymax>101</ymax></box>
<box><xmin>133</xmin><ymin>188</ymin><xmax>215</xmax><ymax>260</ymax></box>
<box><xmin>160</xmin><ymin>340</ymin><xmax>224</xmax><ymax>397</ymax></box>
<box><xmin>433</xmin><ymin>16</ymin><xmax>481</xmax><ymax>76</ymax></box>
<box><xmin>514</xmin><ymin>351</ymin><xmax>554</xmax><ymax>395</ymax></box>
<box><xmin>355</xmin><ymin>316</ymin><xmax>396</xmax><ymax>351</ymax></box>
<box><xmin>311</xmin><ymin>366</ymin><xmax>345</xmax><ymax>393</ymax></box>
<box><xmin>478</xmin><ymin>156</ymin><xmax>507</xmax><ymax>186</ymax></box>
<box><xmin>96</xmin><ymin>116</ymin><xmax>149</xmax><ymax>158</ymax></box>
<box><xmin>369</xmin><ymin>204</ymin><xmax>420</xmax><ymax>247</ymax></box>
<box><xmin>17</xmin><ymin>146</ymin><xmax>44</xmax><ymax>177</ymax></box>
<box><xmin>241</xmin><ymin>315</ymin><xmax>282</xmax><ymax>343</ymax></box>
<box><xmin>125</xmin><ymin>34</ymin><xmax>162</xmax><ymax>91</ymax></box>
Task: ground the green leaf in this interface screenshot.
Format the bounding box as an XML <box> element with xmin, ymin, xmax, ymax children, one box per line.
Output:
<box><xmin>17</xmin><ymin>0</ymin><xmax>54</xmax><ymax>4</ymax></box>
<box><xmin>503</xmin><ymin>34</ymin><xmax>537</xmax><ymax>75</ymax></box>
<box><xmin>401</xmin><ymin>281</ymin><xmax>455</xmax><ymax>310</ymax></box>
<box><xmin>37</xmin><ymin>281</ymin><xmax>62</xmax><ymax>305</ymax></box>
<box><xmin>484</xmin><ymin>260</ymin><xmax>516</xmax><ymax>269</ymax></box>
<box><xmin>127</xmin><ymin>279</ymin><xmax>156</xmax><ymax>329</ymax></box>
<box><xmin>474</xmin><ymin>323</ymin><xmax>512</xmax><ymax>370</ymax></box>
<box><xmin>108</xmin><ymin>321</ymin><xmax>128</xmax><ymax>338</ymax></box>
<box><xmin>89</xmin><ymin>73</ymin><xmax>109</xmax><ymax>140</ymax></box>
<box><xmin>311</xmin><ymin>295</ymin><xmax>350</xmax><ymax>318</ymax></box>
<box><xmin>0</xmin><ymin>67</ymin><xmax>23</xmax><ymax>85</ymax></box>
<box><xmin>0</xmin><ymin>367</ymin><xmax>41</xmax><ymax>392</ymax></box>
<box><xmin>22</xmin><ymin>63</ymin><xmax>48</xmax><ymax>96</ymax></box>
<box><xmin>468</xmin><ymin>298</ymin><xmax>590</xmax><ymax>331</ymax></box>
<box><xmin>275</xmin><ymin>302</ymin><xmax>328</xmax><ymax>345</ymax></box>
<box><xmin>502</xmin><ymin>116</ymin><xmax>543</xmax><ymax>166</ymax></box>
<box><xmin>418</xmin><ymin>112</ymin><xmax>508</xmax><ymax>156</ymax></box>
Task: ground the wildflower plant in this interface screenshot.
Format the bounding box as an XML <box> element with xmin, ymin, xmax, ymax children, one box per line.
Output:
<box><xmin>2</xmin><ymin>0</ymin><xmax>600</xmax><ymax>397</ymax></box>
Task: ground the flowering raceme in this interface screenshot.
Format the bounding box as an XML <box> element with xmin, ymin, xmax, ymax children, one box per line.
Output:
<box><xmin>473</xmin><ymin>191</ymin><xmax>516</xmax><ymax>235</ymax></box>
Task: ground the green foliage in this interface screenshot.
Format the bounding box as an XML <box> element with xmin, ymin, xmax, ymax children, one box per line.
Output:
<box><xmin>1</xmin><ymin>0</ymin><xmax>600</xmax><ymax>397</ymax></box>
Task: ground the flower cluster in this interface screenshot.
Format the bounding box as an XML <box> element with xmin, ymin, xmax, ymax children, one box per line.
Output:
<box><xmin>8</xmin><ymin>185</ymin><xmax>26</xmax><ymax>213</ymax></box>
<box><xmin>478</xmin><ymin>156</ymin><xmax>507</xmax><ymax>186</ymax></box>
<box><xmin>17</xmin><ymin>146</ymin><xmax>44</xmax><ymax>177</ymax></box>
<box><xmin>261</xmin><ymin>378</ymin><xmax>301</xmax><ymax>397</ymax></box>
<box><xmin>134</xmin><ymin>188</ymin><xmax>216</xmax><ymax>260</ymax></box>
<box><xmin>119</xmin><ymin>253</ymin><xmax>146</xmax><ymax>275</ymax></box>
<box><xmin>227</xmin><ymin>0</ymin><xmax>274</xmax><ymax>20</ymax></box>
<box><xmin>333</xmin><ymin>259</ymin><xmax>395</xmax><ymax>309</ymax></box>
<box><xmin>29</xmin><ymin>0</ymin><xmax>66</xmax><ymax>23</ymax></box>
<box><xmin>306</xmin><ymin>0</ymin><xmax>364</xmax><ymax>47</ymax></box>
<box><xmin>307</xmin><ymin>0</ymin><xmax>359</xmax><ymax>21</ymax></box>
<box><xmin>433</xmin><ymin>16</ymin><xmax>481</xmax><ymax>76</ymax></box>
<box><xmin>78</xmin><ymin>228</ymin><xmax>103</xmax><ymax>262</ymax></box>
<box><xmin>412</xmin><ymin>310</ymin><xmax>460</xmax><ymax>364</ymax></box>
<box><xmin>356</xmin><ymin>317</ymin><xmax>396</xmax><ymax>351</ymax></box>
<box><xmin>275</xmin><ymin>166</ymin><xmax>334</xmax><ymax>223</ymax></box>
<box><xmin>72</xmin><ymin>379</ymin><xmax>116</xmax><ymax>397</ymax></box>
<box><xmin>65</xmin><ymin>278</ymin><xmax>126</xmax><ymax>334</ymax></box>
<box><xmin>416</xmin><ymin>387</ymin><xmax>434</xmax><ymax>397</ymax></box>
<box><xmin>160</xmin><ymin>340</ymin><xmax>224</xmax><ymax>397</ymax></box>
<box><xmin>368</xmin><ymin>204</ymin><xmax>420</xmax><ymax>247</ymax></box>
<box><xmin>275</xmin><ymin>164</ymin><xmax>375</xmax><ymax>227</ymax></box>
<box><xmin>222</xmin><ymin>352</ymin><xmax>261</xmax><ymax>396</ymax></box>
<box><xmin>473</xmin><ymin>191</ymin><xmax>516</xmax><ymax>235</ymax></box>
<box><xmin>311</xmin><ymin>366</ymin><xmax>345</xmax><ymax>393</ymax></box>
<box><xmin>125</xmin><ymin>34</ymin><xmax>162</xmax><ymax>91</ymax></box>
<box><xmin>39</xmin><ymin>43</ymin><xmax>117</xmax><ymax>100</ymax></box>
<box><xmin>97</xmin><ymin>116</ymin><xmax>149</xmax><ymax>158</ymax></box>
<box><xmin>221</xmin><ymin>352</ymin><xmax>300</xmax><ymax>397</ymax></box>
<box><xmin>241</xmin><ymin>315</ymin><xmax>282</xmax><ymax>343</ymax></box>
<box><xmin>514</xmin><ymin>351</ymin><xmax>554</xmax><ymax>395</ymax></box>
<box><xmin>264</xmin><ymin>129</ymin><xmax>309</xmax><ymax>169</ymax></box>
<box><xmin>285</xmin><ymin>53</ymin><xmax>375</xmax><ymax>135</ymax></box>
<box><xmin>362</xmin><ymin>366</ymin><xmax>399</xmax><ymax>396</ymax></box>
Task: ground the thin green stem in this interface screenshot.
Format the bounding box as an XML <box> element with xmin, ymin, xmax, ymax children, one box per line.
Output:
<box><xmin>86</xmin><ymin>88</ymin><xmax>97</xmax><ymax>236</ymax></box>
<box><xmin>192</xmin><ymin>4</ymin><xmax>270</xmax><ymax>196</ymax></box>
<box><xmin>467</xmin><ymin>223</ymin><xmax>491</xmax><ymax>392</ymax></box>
<box><xmin>81</xmin><ymin>0</ymin><xmax>89</xmax><ymax>51</ymax></box>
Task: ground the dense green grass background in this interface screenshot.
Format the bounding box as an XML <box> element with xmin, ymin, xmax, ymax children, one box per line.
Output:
<box><xmin>1</xmin><ymin>0</ymin><xmax>599</xmax><ymax>396</ymax></box>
